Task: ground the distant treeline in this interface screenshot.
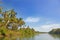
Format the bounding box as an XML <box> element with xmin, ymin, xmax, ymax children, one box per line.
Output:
<box><xmin>49</xmin><ymin>28</ymin><xmax>60</xmax><ymax>34</ymax></box>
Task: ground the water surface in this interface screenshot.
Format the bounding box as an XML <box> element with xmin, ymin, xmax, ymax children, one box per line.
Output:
<box><xmin>0</xmin><ymin>33</ymin><xmax>60</xmax><ymax>40</ymax></box>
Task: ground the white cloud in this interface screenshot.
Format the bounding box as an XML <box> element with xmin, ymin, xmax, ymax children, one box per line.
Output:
<box><xmin>39</xmin><ymin>24</ymin><xmax>60</xmax><ymax>32</ymax></box>
<box><xmin>25</xmin><ymin>17</ymin><xmax>60</xmax><ymax>32</ymax></box>
<box><xmin>25</xmin><ymin>17</ymin><xmax>40</xmax><ymax>22</ymax></box>
<box><xmin>31</xmin><ymin>24</ymin><xmax>60</xmax><ymax>32</ymax></box>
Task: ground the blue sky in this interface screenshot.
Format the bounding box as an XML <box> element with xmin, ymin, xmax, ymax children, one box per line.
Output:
<box><xmin>1</xmin><ymin>0</ymin><xmax>60</xmax><ymax>32</ymax></box>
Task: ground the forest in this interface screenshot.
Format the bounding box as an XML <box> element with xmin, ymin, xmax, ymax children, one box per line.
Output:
<box><xmin>49</xmin><ymin>28</ymin><xmax>60</xmax><ymax>34</ymax></box>
<box><xmin>0</xmin><ymin>7</ymin><xmax>36</xmax><ymax>37</ymax></box>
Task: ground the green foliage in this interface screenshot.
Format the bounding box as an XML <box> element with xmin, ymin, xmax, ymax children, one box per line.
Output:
<box><xmin>0</xmin><ymin>30</ymin><xmax>5</xmax><ymax>36</ymax></box>
<box><xmin>0</xmin><ymin>8</ymin><xmax>36</xmax><ymax>37</ymax></box>
<box><xmin>0</xmin><ymin>7</ymin><xmax>2</xmax><ymax>13</ymax></box>
<box><xmin>0</xmin><ymin>8</ymin><xmax>25</xmax><ymax>30</ymax></box>
<box><xmin>19</xmin><ymin>26</ymin><xmax>35</xmax><ymax>37</ymax></box>
<box><xmin>0</xmin><ymin>27</ymin><xmax>7</xmax><ymax>36</ymax></box>
<box><xmin>0</xmin><ymin>18</ymin><xmax>3</xmax><ymax>22</ymax></box>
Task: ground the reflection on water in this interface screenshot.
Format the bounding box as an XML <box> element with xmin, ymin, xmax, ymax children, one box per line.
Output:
<box><xmin>0</xmin><ymin>33</ymin><xmax>60</xmax><ymax>40</ymax></box>
<box><xmin>50</xmin><ymin>34</ymin><xmax>60</xmax><ymax>40</ymax></box>
<box><xmin>50</xmin><ymin>34</ymin><xmax>60</xmax><ymax>38</ymax></box>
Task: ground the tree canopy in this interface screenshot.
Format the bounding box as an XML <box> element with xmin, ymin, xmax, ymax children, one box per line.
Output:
<box><xmin>0</xmin><ymin>8</ymin><xmax>25</xmax><ymax>30</ymax></box>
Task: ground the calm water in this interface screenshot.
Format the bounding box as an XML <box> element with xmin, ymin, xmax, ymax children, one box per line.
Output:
<box><xmin>0</xmin><ymin>33</ymin><xmax>60</xmax><ymax>40</ymax></box>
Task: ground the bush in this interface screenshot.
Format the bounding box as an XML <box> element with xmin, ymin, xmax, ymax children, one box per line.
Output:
<box><xmin>0</xmin><ymin>30</ymin><xmax>5</xmax><ymax>36</ymax></box>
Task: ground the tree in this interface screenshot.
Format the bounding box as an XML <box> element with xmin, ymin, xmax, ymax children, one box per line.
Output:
<box><xmin>0</xmin><ymin>8</ymin><xmax>25</xmax><ymax>30</ymax></box>
<box><xmin>0</xmin><ymin>7</ymin><xmax>2</xmax><ymax>14</ymax></box>
<box><xmin>18</xmin><ymin>18</ymin><xmax>25</xmax><ymax>28</ymax></box>
<box><xmin>0</xmin><ymin>18</ymin><xmax>3</xmax><ymax>27</ymax></box>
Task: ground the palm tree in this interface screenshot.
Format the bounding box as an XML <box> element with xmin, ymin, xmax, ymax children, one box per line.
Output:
<box><xmin>18</xmin><ymin>18</ymin><xmax>25</xmax><ymax>28</ymax></box>
<box><xmin>9</xmin><ymin>9</ymin><xmax>16</xmax><ymax>18</ymax></box>
<box><xmin>2</xmin><ymin>11</ymin><xmax>10</xmax><ymax>29</ymax></box>
<box><xmin>0</xmin><ymin>8</ymin><xmax>4</xmax><ymax>27</ymax></box>
<box><xmin>0</xmin><ymin>8</ymin><xmax>25</xmax><ymax>30</ymax></box>
<box><xmin>0</xmin><ymin>7</ymin><xmax>2</xmax><ymax>14</ymax></box>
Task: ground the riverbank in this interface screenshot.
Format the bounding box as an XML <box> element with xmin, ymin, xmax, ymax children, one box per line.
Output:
<box><xmin>0</xmin><ymin>27</ymin><xmax>38</xmax><ymax>37</ymax></box>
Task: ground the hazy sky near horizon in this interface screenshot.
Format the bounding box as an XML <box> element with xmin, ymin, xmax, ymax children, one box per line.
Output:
<box><xmin>1</xmin><ymin>0</ymin><xmax>60</xmax><ymax>32</ymax></box>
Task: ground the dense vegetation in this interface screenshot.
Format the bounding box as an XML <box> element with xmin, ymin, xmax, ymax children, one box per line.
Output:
<box><xmin>49</xmin><ymin>28</ymin><xmax>60</xmax><ymax>34</ymax></box>
<box><xmin>0</xmin><ymin>7</ymin><xmax>35</xmax><ymax>37</ymax></box>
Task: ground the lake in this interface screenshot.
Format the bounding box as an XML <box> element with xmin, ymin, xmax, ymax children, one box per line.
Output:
<box><xmin>0</xmin><ymin>33</ymin><xmax>60</xmax><ymax>40</ymax></box>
